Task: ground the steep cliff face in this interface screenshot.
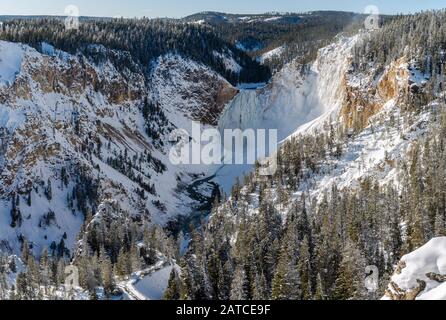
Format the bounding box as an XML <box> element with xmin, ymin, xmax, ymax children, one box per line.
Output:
<box><xmin>341</xmin><ymin>56</ymin><xmax>413</xmax><ymax>130</ymax></box>
<box><xmin>149</xmin><ymin>54</ymin><xmax>238</xmax><ymax>127</ymax></box>
<box><xmin>212</xmin><ymin>36</ymin><xmax>361</xmax><ymax>192</ymax></box>
<box><xmin>0</xmin><ymin>41</ymin><xmax>236</xmax><ymax>255</ymax></box>
<box><xmin>215</xmin><ymin>33</ymin><xmax>431</xmax><ymax>197</ymax></box>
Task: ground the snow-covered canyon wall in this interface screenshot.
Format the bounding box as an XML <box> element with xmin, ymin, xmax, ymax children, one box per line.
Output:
<box><xmin>0</xmin><ymin>41</ymin><xmax>237</xmax><ymax>255</ymax></box>
<box><xmin>211</xmin><ymin>36</ymin><xmax>358</xmax><ymax>192</ymax></box>
<box><xmin>218</xmin><ymin>36</ymin><xmax>358</xmax><ymax>141</ymax></box>
<box><xmin>384</xmin><ymin>237</ymin><xmax>446</xmax><ymax>300</ymax></box>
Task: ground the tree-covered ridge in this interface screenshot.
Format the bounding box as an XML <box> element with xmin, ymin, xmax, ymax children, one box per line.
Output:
<box><xmin>0</xmin><ymin>18</ymin><xmax>270</xmax><ymax>84</ymax></box>
<box><xmin>353</xmin><ymin>10</ymin><xmax>446</xmax><ymax>78</ymax></box>
<box><xmin>174</xmin><ymin>102</ymin><xmax>446</xmax><ymax>300</ymax></box>
<box><xmin>211</xmin><ymin>11</ymin><xmax>391</xmax><ymax>71</ymax></box>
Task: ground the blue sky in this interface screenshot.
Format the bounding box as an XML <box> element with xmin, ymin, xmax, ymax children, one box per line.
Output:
<box><xmin>0</xmin><ymin>0</ymin><xmax>445</xmax><ymax>18</ymax></box>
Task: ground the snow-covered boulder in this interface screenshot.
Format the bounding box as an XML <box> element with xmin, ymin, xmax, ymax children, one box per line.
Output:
<box><xmin>384</xmin><ymin>237</ymin><xmax>446</xmax><ymax>300</ymax></box>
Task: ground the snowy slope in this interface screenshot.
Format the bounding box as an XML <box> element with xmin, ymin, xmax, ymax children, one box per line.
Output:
<box><xmin>0</xmin><ymin>41</ymin><xmax>237</xmax><ymax>255</ymax></box>
<box><xmin>149</xmin><ymin>54</ymin><xmax>238</xmax><ymax>128</ymax></box>
<box><xmin>219</xmin><ymin>35</ymin><xmax>357</xmax><ymax>141</ymax></box>
<box><xmin>384</xmin><ymin>237</ymin><xmax>446</xmax><ymax>300</ymax></box>
<box><xmin>213</xmin><ymin>36</ymin><xmax>357</xmax><ymax>192</ymax></box>
<box><xmin>294</xmin><ymin>100</ymin><xmax>434</xmax><ymax>202</ymax></box>
<box><xmin>0</xmin><ymin>41</ymin><xmax>23</xmax><ymax>87</ymax></box>
<box><xmin>218</xmin><ymin>33</ymin><xmax>428</xmax><ymax>201</ymax></box>
<box><xmin>132</xmin><ymin>264</ymin><xmax>180</xmax><ymax>300</ymax></box>
<box><xmin>117</xmin><ymin>255</ymin><xmax>180</xmax><ymax>300</ymax></box>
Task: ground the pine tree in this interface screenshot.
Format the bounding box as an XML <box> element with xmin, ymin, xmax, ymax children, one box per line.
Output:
<box><xmin>27</xmin><ymin>191</ymin><xmax>32</xmax><ymax>207</ymax></box>
<box><xmin>116</xmin><ymin>250</ymin><xmax>130</xmax><ymax>277</ymax></box>
<box><xmin>130</xmin><ymin>245</ymin><xmax>141</xmax><ymax>272</ymax></box>
<box><xmin>179</xmin><ymin>257</ymin><xmax>193</xmax><ymax>300</ymax></box>
<box><xmin>45</xmin><ymin>178</ymin><xmax>52</xmax><ymax>201</ymax></box>
<box><xmin>217</xmin><ymin>261</ymin><xmax>232</xmax><ymax>300</ymax></box>
<box><xmin>163</xmin><ymin>268</ymin><xmax>181</xmax><ymax>300</ymax></box>
<box><xmin>101</xmin><ymin>255</ymin><xmax>114</xmax><ymax>297</ymax></box>
<box><xmin>388</xmin><ymin>211</ymin><xmax>403</xmax><ymax>265</ymax></box>
<box><xmin>15</xmin><ymin>273</ymin><xmax>26</xmax><ymax>300</ymax></box>
<box><xmin>314</xmin><ymin>273</ymin><xmax>326</xmax><ymax>300</ymax></box>
<box><xmin>298</xmin><ymin>236</ymin><xmax>312</xmax><ymax>300</ymax></box>
<box><xmin>333</xmin><ymin>241</ymin><xmax>366</xmax><ymax>300</ymax></box>
<box><xmin>21</xmin><ymin>239</ymin><xmax>31</xmax><ymax>263</ymax></box>
<box><xmin>0</xmin><ymin>272</ymin><xmax>8</xmax><ymax>300</ymax></box>
<box><xmin>271</xmin><ymin>244</ymin><xmax>300</xmax><ymax>300</ymax></box>
<box><xmin>230</xmin><ymin>265</ymin><xmax>250</xmax><ymax>300</ymax></box>
<box><xmin>251</xmin><ymin>270</ymin><xmax>268</xmax><ymax>300</ymax></box>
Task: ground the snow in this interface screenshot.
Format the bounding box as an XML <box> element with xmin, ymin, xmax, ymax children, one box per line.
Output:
<box><xmin>212</xmin><ymin>50</ymin><xmax>242</xmax><ymax>74</ymax></box>
<box><xmin>118</xmin><ymin>258</ymin><xmax>180</xmax><ymax>300</ymax></box>
<box><xmin>237</xmin><ymin>16</ymin><xmax>283</xmax><ymax>24</ymax></box>
<box><xmin>41</xmin><ymin>42</ymin><xmax>55</xmax><ymax>56</ymax></box>
<box><xmin>258</xmin><ymin>46</ymin><xmax>285</xmax><ymax>64</ymax></box>
<box><xmin>0</xmin><ymin>179</ymin><xmax>85</xmax><ymax>256</ymax></box>
<box><xmin>419</xmin><ymin>282</ymin><xmax>446</xmax><ymax>300</ymax></box>
<box><xmin>387</xmin><ymin>237</ymin><xmax>446</xmax><ymax>300</ymax></box>
<box><xmin>237</xmin><ymin>82</ymin><xmax>266</xmax><ymax>90</ymax></box>
<box><xmin>132</xmin><ymin>265</ymin><xmax>176</xmax><ymax>300</ymax></box>
<box><xmin>192</xmin><ymin>20</ymin><xmax>205</xmax><ymax>25</ymax></box>
<box><xmin>0</xmin><ymin>105</ymin><xmax>26</xmax><ymax>131</ymax></box>
<box><xmin>0</xmin><ymin>41</ymin><xmax>24</xmax><ymax>87</ymax></box>
<box><xmin>212</xmin><ymin>35</ymin><xmax>358</xmax><ymax>193</ymax></box>
<box><xmin>237</xmin><ymin>16</ymin><xmax>251</xmax><ymax>22</ymax></box>
<box><xmin>263</xmin><ymin>16</ymin><xmax>282</xmax><ymax>22</ymax></box>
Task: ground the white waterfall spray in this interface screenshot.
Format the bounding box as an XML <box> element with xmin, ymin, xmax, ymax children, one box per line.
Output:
<box><xmin>218</xmin><ymin>35</ymin><xmax>359</xmax><ymax>140</ymax></box>
<box><xmin>213</xmin><ymin>35</ymin><xmax>359</xmax><ymax>191</ymax></box>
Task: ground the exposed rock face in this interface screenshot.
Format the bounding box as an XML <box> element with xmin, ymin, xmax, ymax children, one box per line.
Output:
<box><xmin>386</xmin><ymin>279</ymin><xmax>426</xmax><ymax>300</ymax></box>
<box><xmin>1</xmin><ymin>44</ymin><xmax>144</xmax><ymax>196</ymax></box>
<box><xmin>377</xmin><ymin>57</ymin><xmax>410</xmax><ymax>101</ymax></box>
<box><xmin>5</xmin><ymin>48</ymin><xmax>145</xmax><ymax>105</ymax></box>
<box><xmin>341</xmin><ymin>57</ymin><xmax>411</xmax><ymax>130</ymax></box>
<box><xmin>218</xmin><ymin>36</ymin><xmax>357</xmax><ymax>142</ymax></box>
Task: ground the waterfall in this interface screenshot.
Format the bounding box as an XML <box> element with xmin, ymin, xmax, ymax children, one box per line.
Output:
<box><xmin>219</xmin><ymin>35</ymin><xmax>358</xmax><ymax>140</ymax></box>
<box><xmin>212</xmin><ymin>36</ymin><xmax>359</xmax><ymax>192</ymax></box>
